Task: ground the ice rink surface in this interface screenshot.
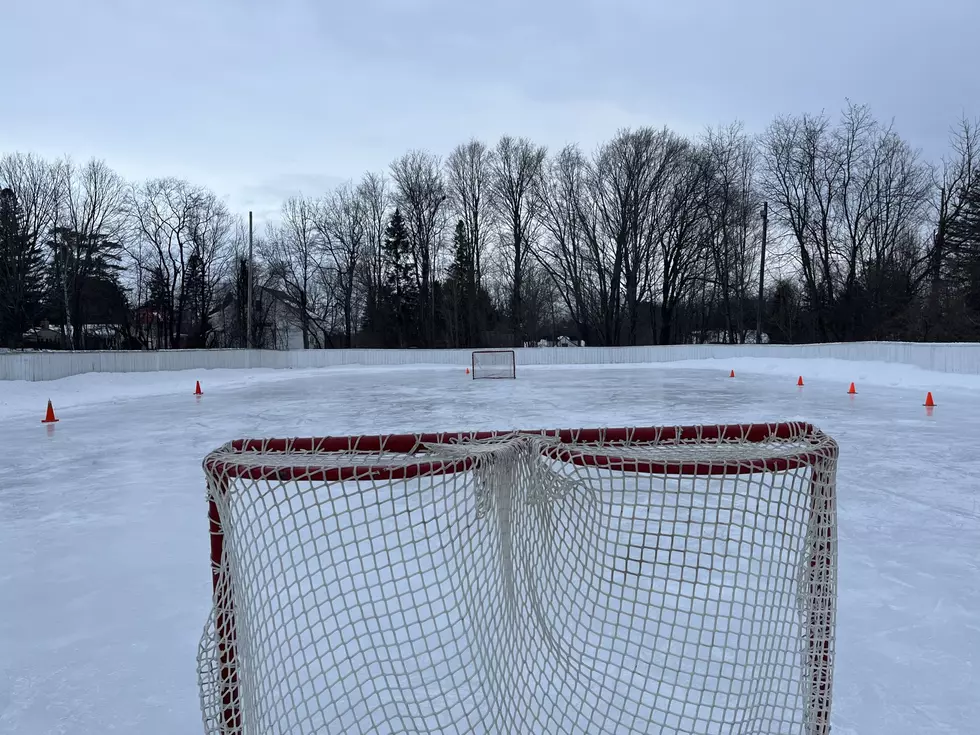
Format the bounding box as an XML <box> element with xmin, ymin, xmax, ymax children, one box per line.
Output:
<box><xmin>1</xmin><ymin>358</ymin><xmax>979</xmax><ymax>734</ymax></box>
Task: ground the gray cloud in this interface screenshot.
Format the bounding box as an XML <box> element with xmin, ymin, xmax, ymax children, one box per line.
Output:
<box><xmin>3</xmin><ymin>0</ymin><xmax>977</xmax><ymax>219</ymax></box>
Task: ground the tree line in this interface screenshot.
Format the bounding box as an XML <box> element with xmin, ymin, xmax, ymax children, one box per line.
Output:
<box><xmin>1</xmin><ymin>101</ymin><xmax>979</xmax><ymax>351</ymax></box>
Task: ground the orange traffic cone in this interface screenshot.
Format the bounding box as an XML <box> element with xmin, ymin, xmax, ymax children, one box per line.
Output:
<box><xmin>41</xmin><ymin>400</ymin><xmax>59</xmax><ymax>423</ymax></box>
<box><xmin>797</xmin><ymin>376</ymin><xmax>804</xmax><ymax>387</ymax></box>
<box><xmin>465</xmin><ymin>367</ymin><xmax>470</xmax><ymax>375</ymax></box>
<box><xmin>729</xmin><ymin>370</ymin><xmax>735</xmax><ymax>378</ymax></box>
<box><xmin>924</xmin><ymin>392</ymin><xmax>936</xmax><ymax>407</ymax></box>
<box><xmin>847</xmin><ymin>382</ymin><xmax>857</xmax><ymax>395</ymax></box>
<box><xmin>194</xmin><ymin>380</ymin><xmax>203</xmax><ymax>396</ymax></box>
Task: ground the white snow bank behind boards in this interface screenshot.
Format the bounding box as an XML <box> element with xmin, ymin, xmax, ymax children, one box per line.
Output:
<box><xmin>2</xmin><ymin>358</ymin><xmax>979</xmax><ymax>421</ymax></box>
<box><xmin>3</xmin><ymin>341</ymin><xmax>980</xmax><ymax>381</ymax></box>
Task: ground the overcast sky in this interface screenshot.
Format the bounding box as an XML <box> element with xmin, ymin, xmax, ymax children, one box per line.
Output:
<box><xmin>4</xmin><ymin>0</ymin><xmax>978</xmax><ymax>221</ymax></box>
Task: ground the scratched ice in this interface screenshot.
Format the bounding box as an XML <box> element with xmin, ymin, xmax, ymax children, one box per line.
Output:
<box><xmin>1</xmin><ymin>359</ymin><xmax>978</xmax><ymax>734</ymax></box>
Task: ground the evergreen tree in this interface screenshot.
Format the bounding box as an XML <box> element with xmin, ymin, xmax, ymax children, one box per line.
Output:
<box><xmin>0</xmin><ymin>187</ymin><xmax>46</xmax><ymax>347</ymax></box>
<box><xmin>446</xmin><ymin>219</ymin><xmax>474</xmax><ymax>289</ymax></box>
<box><xmin>948</xmin><ymin>172</ymin><xmax>980</xmax><ymax>334</ymax></box>
<box><xmin>234</xmin><ymin>256</ymin><xmax>250</xmax><ymax>347</ymax></box>
<box><xmin>184</xmin><ymin>251</ymin><xmax>209</xmax><ymax>347</ymax></box>
<box><xmin>381</xmin><ymin>208</ymin><xmax>418</xmax><ymax>347</ymax></box>
<box><xmin>444</xmin><ymin>219</ymin><xmax>476</xmax><ymax>346</ymax></box>
<box><xmin>46</xmin><ymin>227</ymin><xmax>125</xmax><ymax>348</ymax></box>
<box><xmin>227</xmin><ymin>255</ymin><xmax>269</xmax><ymax>348</ymax></box>
<box><xmin>139</xmin><ymin>264</ymin><xmax>171</xmax><ymax>348</ymax></box>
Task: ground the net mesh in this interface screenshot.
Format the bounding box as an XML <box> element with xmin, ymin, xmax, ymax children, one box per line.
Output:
<box><xmin>471</xmin><ymin>350</ymin><xmax>516</xmax><ymax>379</ymax></box>
<box><xmin>199</xmin><ymin>422</ymin><xmax>838</xmax><ymax>735</ymax></box>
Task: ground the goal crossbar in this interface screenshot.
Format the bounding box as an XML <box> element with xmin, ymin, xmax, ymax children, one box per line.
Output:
<box><xmin>210</xmin><ymin>423</ymin><xmax>829</xmax><ymax>483</ymax></box>
<box><xmin>201</xmin><ymin>421</ymin><xmax>837</xmax><ymax>734</ymax></box>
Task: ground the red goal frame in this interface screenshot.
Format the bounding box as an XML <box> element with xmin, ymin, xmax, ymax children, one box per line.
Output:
<box><xmin>203</xmin><ymin>422</ymin><xmax>836</xmax><ymax>734</ymax></box>
<box><xmin>471</xmin><ymin>349</ymin><xmax>516</xmax><ymax>379</ymax></box>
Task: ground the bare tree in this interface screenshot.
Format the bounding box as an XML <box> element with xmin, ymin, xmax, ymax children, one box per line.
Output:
<box><xmin>490</xmin><ymin>136</ymin><xmax>546</xmax><ymax>345</ymax></box>
<box><xmin>760</xmin><ymin>104</ymin><xmax>931</xmax><ymax>340</ymax></box>
<box><xmin>7</xmin><ymin>98</ymin><xmax>977</xmax><ymax>351</ymax></box>
<box><xmin>924</xmin><ymin>118</ymin><xmax>980</xmax><ymax>337</ymax></box>
<box><xmin>317</xmin><ymin>183</ymin><xmax>367</xmax><ymax>347</ymax></box>
<box><xmin>534</xmin><ymin>145</ymin><xmax>598</xmax><ymax>342</ymax></box>
<box><xmin>855</xmin><ymin>127</ymin><xmax>931</xmax><ymax>337</ymax></box>
<box><xmin>446</xmin><ymin>140</ymin><xmax>495</xmax><ymax>342</ymax></box>
<box><xmin>700</xmin><ymin>124</ymin><xmax>762</xmax><ymax>343</ymax></box>
<box><xmin>184</xmin><ymin>192</ymin><xmax>234</xmax><ymax>346</ymax></box>
<box><xmin>61</xmin><ymin>158</ymin><xmax>126</xmax><ymax>244</ymax></box>
<box><xmin>53</xmin><ymin>158</ymin><xmax>127</xmax><ymax>348</ymax></box>
<box><xmin>128</xmin><ymin>178</ymin><xmax>182</xmax><ymax>349</ymax></box>
<box><xmin>127</xmin><ymin>178</ymin><xmax>210</xmax><ymax>348</ymax></box>
<box><xmin>356</xmin><ymin>172</ymin><xmax>392</xmax><ymax>335</ymax></box>
<box><xmin>262</xmin><ymin>195</ymin><xmax>324</xmax><ymax>348</ymax></box>
<box><xmin>0</xmin><ymin>153</ymin><xmax>62</xmax><ymax>255</ymax></box>
<box><xmin>651</xmin><ymin>145</ymin><xmax>710</xmax><ymax>344</ymax></box>
<box><xmin>586</xmin><ymin>128</ymin><xmax>688</xmax><ymax>344</ymax></box>
<box><xmin>390</xmin><ymin>150</ymin><xmax>446</xmax><ymax>346</ymax></box>
<box><xmin>539</xmin><ymin>129</ymin><xmax>693</xmax><ymax>345</ymax></box>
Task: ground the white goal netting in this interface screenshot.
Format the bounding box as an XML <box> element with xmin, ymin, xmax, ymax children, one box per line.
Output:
<box><xmin>471</xmin><ymin>350</ymin><xmax>516</xmax><ymax>379</ymax></box>
<box><xmin>199</xmin><ymin>423</ymin><xmax>838</xmax><ymax>735</ymax></box>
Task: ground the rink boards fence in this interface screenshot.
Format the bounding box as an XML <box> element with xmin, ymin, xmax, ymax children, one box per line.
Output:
<box><xmin>2</xmin><ymin>342</ymin><xmax>980</xmax><ymax>382</ymax></box>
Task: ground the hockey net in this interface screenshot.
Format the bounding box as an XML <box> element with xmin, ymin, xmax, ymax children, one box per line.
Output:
<box><xmin>199</xmin><ymin>422</ymin><xmax>838</xmax><ymax>735</ymax></box>
<box><xmin>471</xmin><ymin>349</ymin><xmax>516</xmax><ymax>379</ymax></box>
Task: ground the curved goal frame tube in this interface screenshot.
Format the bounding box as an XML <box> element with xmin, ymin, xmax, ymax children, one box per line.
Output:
<box><xmin>807</xmin><ymin>460</ymin><xmax>836</xmax><ymax>735</ymax></box>
<box><xmin>207</xmin><ymin>475</ymin><xmax>241</xmax><ymax>734</ymax></box>
<box><xmin>204</xmin><ymin>421</ymin><xmax>837</xmax><ymax>734</ymax></box>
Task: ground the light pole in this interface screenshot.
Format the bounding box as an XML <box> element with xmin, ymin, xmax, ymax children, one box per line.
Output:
<box><xmin>756</xmin><ymin>201</ymin><xmax>768</xmax><ymax>344</ymax></box>
<box><xmin>247</xmin><ymin>211</ymin><xmax>253</xmax><ymax>349</ymax></box>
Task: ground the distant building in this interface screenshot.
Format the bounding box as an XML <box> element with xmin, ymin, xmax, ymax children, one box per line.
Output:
<box><xmin>21</xmin><ymin>320</ymin><xmax>128</xmax><ymax>350</ymax></box>
<box><xmin>690</xmin><ymin>330</ymin><xmax>770</xmax><ymax>345</ymax></box>
<box><xmin>523</xmin><ymin>336</ymin><xmax>586</xmax><ymax>348</ymax></box>
<box><xmin>211</xmin><ymin>285</ymin><xmax>305</xmax><ymax>350</ymax></box>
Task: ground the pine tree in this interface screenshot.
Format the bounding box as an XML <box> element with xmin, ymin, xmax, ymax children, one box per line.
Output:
<box><xmin>446</xmin><ymin>220</ymin><xmax>473</xmax><ymax>288</ymax></box>
<box><xmin>184</xmin><ymin>251</ymin><xmax>209</xmax><ymax>347</ymax></box>
<box><xmin>46</xmin><ymin>226</ymin><xmax>125</xmax><ymax>348</ymax></box>
<box><xmin>948</xmin><ymin>171</ymin><xmax>980</xmax><ymax>332</ymax></box>
<box><xmin>233</xmin><ymin>257</ymin><xmax>250</xmax><ymax>347</ymax></box>
<box><xmin>381</xmin><ymin>209</ymin><xmax>418</xmax><ymax>346</ymax></box>
<box><xmin>444</xmin><ymin>219</ymin><xmax>475</xmax><ymax>346</ymax></box>
<box><xmin>0</xmin><ymin>187</ymin><xmax>46</xmax><ymax>347</ymax></box>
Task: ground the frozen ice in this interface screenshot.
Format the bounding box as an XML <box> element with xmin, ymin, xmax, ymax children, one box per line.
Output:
<box><xmin>1</xmin><ymin>357</ymin><xmax>978</xmax><ymax>734</ymax></box>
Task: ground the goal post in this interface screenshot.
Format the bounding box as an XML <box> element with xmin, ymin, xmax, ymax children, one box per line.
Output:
<box><xmin>199</xmin><ymin>422</ymin><xmax>838</xmax><ymax>734</ymax></box>
<box><xmin>471</xmin><ymin>349</ymin><xmax>516</xmax><ymax>379</ymax></box>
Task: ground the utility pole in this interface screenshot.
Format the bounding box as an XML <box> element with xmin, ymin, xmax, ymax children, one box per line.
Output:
<box><xmin>756</xmin><ymin>201</ymin><xmax>768</xmax><ymax>345</ymax></box>
<box><xmin>247</xmin><ymin>211</ymin><xmax>254</xmax><ymax>349</ymax></box>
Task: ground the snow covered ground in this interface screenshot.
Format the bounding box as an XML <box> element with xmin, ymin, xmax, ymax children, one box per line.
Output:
<box><xmin>1</xmin><ymin>357</ymin><xmax>978</xmax><ymax>734</ymax></box>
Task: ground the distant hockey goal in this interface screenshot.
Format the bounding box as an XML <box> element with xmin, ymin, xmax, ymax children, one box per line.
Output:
<box><xmin>471</xmin><ymin>349</ymin><xmax>516</xmax><ymax>379</ymax></box>
<box><xmin>199</xmin><ymin>422</ymin><xmax>838</xmax><ymax>735</ymax></box>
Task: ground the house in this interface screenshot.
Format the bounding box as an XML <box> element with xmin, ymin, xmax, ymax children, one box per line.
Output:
<box><xmin>211</xmin><ymin>285</ymin><xmax>305</xmax><ymax>350</ymax></box>
<box><xmin>21</xmin><ymin>320</ymin><xmax>129</xmax><ymax>350</ymax></box>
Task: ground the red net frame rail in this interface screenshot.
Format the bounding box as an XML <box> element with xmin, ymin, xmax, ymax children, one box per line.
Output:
<box><xmin>471</xmin><ymin>349</ymin><xmax>516</xmax><ymax>379</ymax></box>
<box><xmin>201</xmin><ymin>421</ymin><xmax>837</xmax><ymax>735</ymax></box>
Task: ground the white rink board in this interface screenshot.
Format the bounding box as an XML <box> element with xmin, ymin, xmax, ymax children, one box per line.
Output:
<box><xmin>3</xmin><ymin>340</ymin><xmax>980</xmax><ymax>381</ymax></box>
